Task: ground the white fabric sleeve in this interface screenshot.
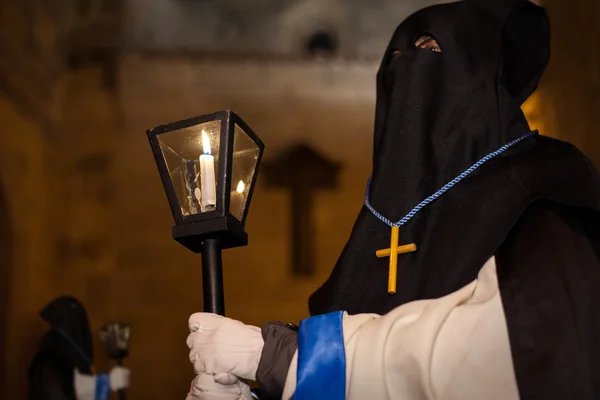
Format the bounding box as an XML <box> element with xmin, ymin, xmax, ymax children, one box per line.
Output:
<box><xmin>73</xmin><ymin>369</ymin><xmax>96</xmax><ymax>400</ymax></box>
<box><xmin>282</xmin><ymin>257</ymin><xmax>519</xmax><ymax>400</ymax></box>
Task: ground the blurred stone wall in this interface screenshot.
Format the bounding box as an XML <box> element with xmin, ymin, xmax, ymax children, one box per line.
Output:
<box><xmin>123</xmin><ymin>0</ymin><xmax>449</xmax><ymax>58</ymax></box>
<box><xmin>0</xmin><ymin>0</ymin><xmax>123</xmax><ymax>396</ymax></box>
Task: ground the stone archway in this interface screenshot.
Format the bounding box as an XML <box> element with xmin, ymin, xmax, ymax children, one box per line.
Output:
<box><xmin>0</xmin><ymin>180</ymin><xmax>13</xmax><ymax>393</ymax></box>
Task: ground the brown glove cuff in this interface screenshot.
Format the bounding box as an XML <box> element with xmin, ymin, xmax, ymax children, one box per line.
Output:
<box><xmin>255</xmin><ymin>322</ymin><xmax>298</xmax><ymax>400</ymax></box>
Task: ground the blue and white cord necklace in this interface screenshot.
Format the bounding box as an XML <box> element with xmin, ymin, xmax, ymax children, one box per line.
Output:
<box><xmin>365</xmin><ymin>131</ymin><xmax>537</xmax><ymax>294</ymax></box>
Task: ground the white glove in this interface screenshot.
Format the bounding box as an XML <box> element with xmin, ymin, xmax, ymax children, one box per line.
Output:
<box><xmin>186</xmin><ymin>373</ymin><xmax>254</xmax><ymax>400</ymax></box>
<box><xmin>187</xmin><ymin>313</ymin><xmax>264</xmax><ymax>381</ymax></box>
<box><xmin>109</xmin><ymin>366</ymin><xmax>130</xmax><ymax>391</ymax></box>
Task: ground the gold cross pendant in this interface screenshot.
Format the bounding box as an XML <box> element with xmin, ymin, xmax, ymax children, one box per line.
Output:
<box><xmin>376</xmin><ymin>226</ymin><xmax>417</xmax><ymax>294</ymax></box>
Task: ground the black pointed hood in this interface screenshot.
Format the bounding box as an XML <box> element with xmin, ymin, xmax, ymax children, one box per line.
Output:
<box><xmin>38</xmin><ymin>296</ymin><xmax>94</xmax><ymax>373</ymax></box>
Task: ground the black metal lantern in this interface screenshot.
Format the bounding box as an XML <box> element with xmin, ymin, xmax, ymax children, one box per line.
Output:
<box><xmin>99</xmin><ymin>323</ymin><xmax>131</xmax><ymax>400</ymax></box>
<box><xmin>147</xmin><ymin>111</ymin><xmax>264</xmax><ymax>315</ymax></box>
<box><xmin>99</xmin><ymin>322</ymin><xmax>131</xmax><ymax>362</ymax></box>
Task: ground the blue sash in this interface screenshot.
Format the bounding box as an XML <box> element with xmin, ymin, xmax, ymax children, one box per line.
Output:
<box><xmin>95</xmin><ymin>374</ymin><xmax>110</xmax><ymax>400</ymax></box>
<box><xmin>293</xmin><ymin>311</ymin><xmax>346</xmax><ymax>400</ymax></box>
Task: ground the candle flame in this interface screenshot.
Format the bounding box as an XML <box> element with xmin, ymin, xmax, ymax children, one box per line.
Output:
<box><xmin>236</xmin><ymin>180</ymin><xmax>245</xmax><ymax>193</ymax></box>
<box><xmin>201</xmin><ymin>130</ymin><xmax>212</xmax><ymax>155</ymax></box>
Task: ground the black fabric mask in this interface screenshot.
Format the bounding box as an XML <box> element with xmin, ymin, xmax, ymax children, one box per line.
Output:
<box><xmin>308</xmin><ymin>0</ymin><xmax>600</xmax><ymax>315</ymax></box>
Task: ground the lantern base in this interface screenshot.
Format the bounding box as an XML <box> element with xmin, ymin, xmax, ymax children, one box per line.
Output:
<box><xmin>172</xmin><ymin>214</ymin><xmax>248</xmax><ymax>253</ymax></box>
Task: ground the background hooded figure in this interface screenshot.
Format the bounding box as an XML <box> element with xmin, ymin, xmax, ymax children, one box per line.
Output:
<box><xmin>28</xmin><ymin>296</ymin><xmax>130</xmax><ymax>400</ymax></box>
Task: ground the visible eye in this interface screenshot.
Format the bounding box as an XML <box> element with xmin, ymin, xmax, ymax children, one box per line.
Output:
<box><xmin>391</xmin><ymin>49</ymin><xmax>402</xmax><ymax>57</ymax></box>
<box><xmin>415</xmin><ymin>35</ymin><xmax>441</xmax><ymax>53</ymax></box>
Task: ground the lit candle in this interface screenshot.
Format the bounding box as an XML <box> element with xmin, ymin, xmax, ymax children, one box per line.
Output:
<box><xmin>199</xmin><ymin>130</ymin><xmax>217</xmax><ymax>212</ymax></box>
<box><xmin>230</xmin><ymin>180</ymin><xmax>245</xmax><ymax>219</ymax></box>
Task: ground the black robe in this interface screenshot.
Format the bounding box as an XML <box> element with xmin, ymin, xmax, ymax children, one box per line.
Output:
<box><xmin>498</xmin><ymin>201</ymin><xmax>600</xmax><ymax>399</ymax></box>
<box><xmin>310</xmin><ymin>137</ymin><xmax>600</xmax><ymax>315</ymax></box>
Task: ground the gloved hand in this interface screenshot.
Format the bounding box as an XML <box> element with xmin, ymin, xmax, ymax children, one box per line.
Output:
<box><xmin>187</xmin><ymin>313</ymin><xmax>264</xmax><ymax>381</ymax></box>
<box><xmin>109</xmin><ymin>366</ymin><xmax>130</xmax><ymax>391</ymax></box>
<box><xmin>186</xmin><ymin>373</ymin><xmax>254</xmax><ymax>400</ymax></box>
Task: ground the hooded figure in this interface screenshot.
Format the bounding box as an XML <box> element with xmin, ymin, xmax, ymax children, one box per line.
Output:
<box><xmin>184</xmin><ymin>1</ymin><xmax>600</xmax><ymax>399</ymax></box>
<box><xmin>28</xmin><ymin>296</ymin><xmax>130</xmax><ymax>400</ymax></box>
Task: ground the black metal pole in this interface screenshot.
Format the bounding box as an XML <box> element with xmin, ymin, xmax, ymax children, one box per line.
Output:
<box><xmin>201</xmin><ymin>239</ymin><xmax>225</xmax><ymax>315</ymax></box>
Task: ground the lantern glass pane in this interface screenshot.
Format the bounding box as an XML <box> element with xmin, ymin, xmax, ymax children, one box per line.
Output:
<box><xmin>157</xmin><ymin>121</ymin><xmax>221</xmax><ymax>217</ymax></box>
<box><xmin>229</xmin><ymin>123</ymin><xmax>260</xmax><ymax>221</ymax></box>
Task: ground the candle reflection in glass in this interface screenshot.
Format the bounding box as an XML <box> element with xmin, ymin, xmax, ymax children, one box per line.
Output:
<box><xmin>230</xmin><ymin>180</ymin><xmax>245</xmax><ymax>220</ymax></box>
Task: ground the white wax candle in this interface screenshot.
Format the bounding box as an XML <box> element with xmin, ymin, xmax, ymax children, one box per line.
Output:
<box><xmin>199</xmin><ymin>130</ymin><xmax>216</xmax><ymax>212</ymax></box>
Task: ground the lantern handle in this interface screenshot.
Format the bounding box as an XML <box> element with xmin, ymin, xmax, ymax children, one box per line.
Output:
<box><xmin>201</xmin><ymin>239</ymin><xmax>225</xmax><ymax>315</ymax></box>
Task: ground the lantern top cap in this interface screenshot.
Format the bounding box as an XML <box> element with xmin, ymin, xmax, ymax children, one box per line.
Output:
<box><xmin>146</xmin><ymin>110</ymin><xmax>264</xmax><ymax>149</ymax></box>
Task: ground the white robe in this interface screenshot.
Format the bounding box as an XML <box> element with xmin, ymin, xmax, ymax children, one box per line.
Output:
<box><xmin>74</xmin><ymin>369</ymin><xmax>98</xmax><ymax>400</ymax></box>
<box><xmin>282</xmin><ymin>257</ymin><xmax>519</xmax><ymax>400</ymax></box>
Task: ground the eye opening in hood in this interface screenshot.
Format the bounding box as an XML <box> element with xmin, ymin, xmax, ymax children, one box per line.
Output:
<box><xmin>415</xmin><ymin>34</ymin><xmax>442</xmax><ymax>52</ymax></box>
